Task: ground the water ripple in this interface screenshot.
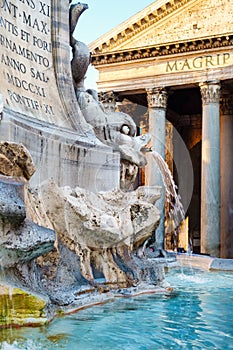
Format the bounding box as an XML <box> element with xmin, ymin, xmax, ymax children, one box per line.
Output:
<box><xmin>1</xmin><ymin>267</ymin><xmax>233</xmax><ymax>350</ymax></box>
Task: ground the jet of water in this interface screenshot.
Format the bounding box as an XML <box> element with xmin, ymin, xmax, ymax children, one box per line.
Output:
<box><xmin>151</xmin><ymin>151</ymin><xmax>185</xmax><ymax>230</ymax></box>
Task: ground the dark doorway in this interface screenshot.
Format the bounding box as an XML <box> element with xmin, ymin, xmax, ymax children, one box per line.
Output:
<box><xmin>167</xmin><ymin>87</ymin><xmax>202</xmax><ymax>253</ymax></box>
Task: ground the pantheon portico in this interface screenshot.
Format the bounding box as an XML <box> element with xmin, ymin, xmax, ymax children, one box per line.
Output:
<box><xmin>89</xmin><ymin>0</ymin><xmax>233</xmax><ymax>258</ymax></box>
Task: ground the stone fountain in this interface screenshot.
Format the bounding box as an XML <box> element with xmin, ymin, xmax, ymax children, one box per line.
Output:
<box><xmin>0</xmin><ymin>1</ymin><xmax>169</xmax><ymax>328</ymax></box>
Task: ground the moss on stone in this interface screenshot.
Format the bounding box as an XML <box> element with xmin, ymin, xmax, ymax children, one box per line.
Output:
<box><xmin>0</xmin><ymin>284</ymin><xmax>48</xmax><ymax>328</ymax></box>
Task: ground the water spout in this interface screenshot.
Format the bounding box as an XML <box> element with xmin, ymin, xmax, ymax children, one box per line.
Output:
<box><xmin>151</xmin><ymin>151</ymin><xmax>185</xmax><ymax>245</ymax></box>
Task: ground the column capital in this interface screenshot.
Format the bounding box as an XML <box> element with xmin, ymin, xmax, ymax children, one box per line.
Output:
<box><xmin>98</xmin><ymin>91</ymin><xmax>118</xmax><ymax>113</ymax></box>
<box><xmin>220</xmin><ymin>88</ymin><xmax>233</xmax><ymax>116</ymax></box>
<box><xmin>146</xmin><ymin>87</ymin><xmax>168</xmax><ymax>109</ymax></box>
<box><xmin>199</xmin><ymin>81</ymin><xmax>221</xmax><ymax>104</ymax></box>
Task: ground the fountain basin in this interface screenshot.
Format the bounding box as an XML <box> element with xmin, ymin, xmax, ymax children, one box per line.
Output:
<box><xmin>175</xmin><ymin>253</ymin><xmax>233</xmax><ymax>271</ymax></box>
<box><xmin>0</xmin><ymin>265</ymin><xmax>232</xmax><ymax>349</ymax></box>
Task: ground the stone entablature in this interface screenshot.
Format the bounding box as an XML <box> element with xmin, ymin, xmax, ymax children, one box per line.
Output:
<box><xmin>91</xmin><ymin>36</ymin><xmax>233</xmax><ymax>66</ymax></box>
<box><xmin>93</xmin><ymin>47</ymin><xmax>233</xmax><ymax>92</ymax></box>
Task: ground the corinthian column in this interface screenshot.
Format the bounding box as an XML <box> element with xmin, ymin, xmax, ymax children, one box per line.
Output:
<box><xmin>220</xmin><ymin>89</ymin><xmax>233</xmax><ymax>258</ymax></box>
<box><xmin>98</xmin><ymin>91</ymin><xmax>118</xmax><ymax>113</ymax></box>
<box><xmin>199</xmin><ymin>81</ymin><xmax>221</xmax><ymax>257</ymax></box>
<box><xmin>146</xmin><ymin>87</ymin><xmax>168</xmax><ymax>250</ymax></box>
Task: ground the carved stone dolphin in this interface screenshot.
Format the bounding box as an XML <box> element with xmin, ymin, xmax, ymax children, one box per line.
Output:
<box><xmin>70</xmin><ymin>3</ymin><xmax>91</xmax><ymax>90</ymax></box>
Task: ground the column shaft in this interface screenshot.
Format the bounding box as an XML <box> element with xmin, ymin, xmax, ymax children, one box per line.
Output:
<box><xmin>146</xmin><ymin>88</ymin><xmax>168</xmax><ymax>249</ymax></box>
<box><xmin>220</xmin><ymin>91</ymin><xmax>233</xmax><ymax>258</ymax></box>
<box><xmin>200</xmin><ymin>81</ymin><xmax>220</xmax><ymax>257</ymax></box>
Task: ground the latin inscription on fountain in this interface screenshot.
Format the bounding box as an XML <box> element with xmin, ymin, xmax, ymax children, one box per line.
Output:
<box><xmin>0</xmin><ymin>0</ymin><xmax>66</xmax><ymax>125</ymax></box>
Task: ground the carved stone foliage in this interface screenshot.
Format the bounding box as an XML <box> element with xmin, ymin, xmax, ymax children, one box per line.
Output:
<box><xmin>199</xmin><ymin>81</ymin><xmax>221</xmax><ymax>104</ymax></box>
<box><xmin>146</xmin><ymin>88</ymin><xmax>168</xmax><ymax>109</ymax></box>
<box><xmin>98</xmin><ymin>91</ymin><xmax>118</xmax><ymax>113</ymax></box>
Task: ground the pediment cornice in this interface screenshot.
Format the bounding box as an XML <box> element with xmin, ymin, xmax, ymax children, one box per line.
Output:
<box><xmin>91</xmin><ymin>34</ymin><xmax>233</xmax><ymax>66</ymax></box>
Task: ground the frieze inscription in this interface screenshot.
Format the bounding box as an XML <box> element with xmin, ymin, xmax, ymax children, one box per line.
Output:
<box><xmin>166</xmin><ymin>53</ymin><xmax>231</xmax><ymax>72</ymax></box>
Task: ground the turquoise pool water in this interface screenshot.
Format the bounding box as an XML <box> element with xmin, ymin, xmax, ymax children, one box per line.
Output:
<box><xmin>1</xmin><ymin>267</ymin><xmax>233</xmax><ymax>349</ymax></box>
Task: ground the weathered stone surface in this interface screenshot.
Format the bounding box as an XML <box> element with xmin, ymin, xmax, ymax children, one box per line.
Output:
<box><xmin>70</xmin><ymin>3</ymin><xmax>90</xmax><ymax>91</ymax></box>
<box><xmin>77</xmin><ymin>91</ymin><xmax>149</xmax><ymax>165</ymax></box>
<box><xmin>0</xmin><ymin>94</ymin><xmax>3</xmax><ymax>114</ymax></box>
<box><xmin>25</xmin><ymin>178</ymin><xmax>161</xmax><ymax>290</ymax></box>
<box><xmin>0</xmin><ymin>219</ymin><xmax>55</xmax><ymax>268</ymax></box>
<box><xmin>0</xmin><ymin>144</ymin><xmax>54</xmax><ymax>269</ymax></box>
<box><xmin>0</xmin><ymin>142</ymin><xmax>35</xmax><ymax>180</ymax></box>
<box><xmin>0</xmin><ymin>140</ymin><xmax>164</xmax><ymax>319</ymax></box>
<box><xmin>27</xmin><ymin>179</ymin><xmax>161</xmax><ymax>249</ymax></box>
<box><xmin>0</xmin><ymin>0</ymin><xmax>85</xmax><ymax>130</ymax></box>
<box><xmin>0</xmin><ymin>176</ymin><xmax>26</xmax><ymax>225</ymax></box>
<box><xmin>108</xmin><ymin>0</ymin><xmax>233</xmax><ymax>51</ymax></box>
<box><xmin>0</xmin><ymin>144</ymin><xmax>56</xmax><ymax>318</ymax></box>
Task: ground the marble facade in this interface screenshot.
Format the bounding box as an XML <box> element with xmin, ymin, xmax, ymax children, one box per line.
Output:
<box><xmin>90</xmin><ymin>0</ymin><xmax>233</xmax><ymax>258</ymax></box>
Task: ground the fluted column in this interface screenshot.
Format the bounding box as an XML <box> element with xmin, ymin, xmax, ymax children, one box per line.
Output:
<box><xmin>199</xmin><ymin>81</ymin><xmax>221</xmax><ymax>257</ymax></box>
<box><xmin>146</xmin><ymin>87</ymin><xmax>168</xmax><ymax>249</ymax></box>
<box><xmin>220</xmin><ymin>89</ymin><xmax>233</xmax><ymax>258</ymax></box>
